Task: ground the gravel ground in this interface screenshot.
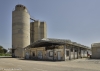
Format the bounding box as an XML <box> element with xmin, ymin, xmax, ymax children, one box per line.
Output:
<box><xmin>0</xmin><ymin>57</ymin><xmax>100</xmax><ymax>71</ymax></box>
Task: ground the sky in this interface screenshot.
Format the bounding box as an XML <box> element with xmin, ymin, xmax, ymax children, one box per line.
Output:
<box><xmin>0</xmin><ymin>0</ymin><xmax>100</xmax><ymax>49</ymax></box>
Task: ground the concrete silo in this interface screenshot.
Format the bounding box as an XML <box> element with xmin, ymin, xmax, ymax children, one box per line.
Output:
<box><xmin>30</xmin><ymin>21</ymin><xmax>47</xmax><ymax>43</ymax></box>
<box><xmin>12</xmin><ymin>4</ymin><xmax>30</xmax><ymax>57</ymax></box>
<box><xmin>40</xmin><ymin>21</ymin><xmax>47</xmax><ymax>39</ymax></box>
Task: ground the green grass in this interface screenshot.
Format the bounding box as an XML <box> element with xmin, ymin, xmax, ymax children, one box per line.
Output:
<box><xmin>0</xmin><ymin>53</ymin><xmax>11</xmax><ymax>56</ymax></box>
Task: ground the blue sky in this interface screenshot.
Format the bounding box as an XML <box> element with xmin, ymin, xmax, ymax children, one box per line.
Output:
<box><xmin>0</xmin><ymin>0</ymin><xmax>100</xmax><ymax>49</ymax></box>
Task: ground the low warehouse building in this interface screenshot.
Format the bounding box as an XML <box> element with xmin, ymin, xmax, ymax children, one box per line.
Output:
<box><xmin>25</xmin><ymin>38</ymin><xmax>90</xmax><ymax>61</ymax></box>
<box><xmin>91</xmin><ymin>43</ymin><xmax>100</xmax><ymax>58</ymax></box>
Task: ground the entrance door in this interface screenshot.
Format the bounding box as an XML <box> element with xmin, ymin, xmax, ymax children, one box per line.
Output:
<box><xmin>25</xmin><ymin>52</ymin><xmax>29</xmax><ymax>59</ymax></box>
<box><xmin>37</xmin><ymin>51</ymin><xmax>42</xmax><ymax>59</ymax></box>
<box><xmin>57</xmin><ymin>51</ymin><xmax>61</xmax><ymax>60</ymax></box>
<box><xmin>66</xmin><ymin>50</ymin><xmax>70</xmax><ymax>60</ymax></box>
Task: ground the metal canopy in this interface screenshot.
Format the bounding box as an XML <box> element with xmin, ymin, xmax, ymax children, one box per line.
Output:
<box><xmin>26</xmin><ymin>38</ymin><xmax>66</xmax><ymax>48</ymax></box>
<box><xmin>25</xmin><ymin>38</ymin><xmax>90</xmax><ymax>49</ymax></box>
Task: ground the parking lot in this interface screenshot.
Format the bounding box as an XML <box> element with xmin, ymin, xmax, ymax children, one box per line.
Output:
<box><xmin>0</xmin><ymin>57</ymin><xmax>100</xmax><ymax>71</ymax></box>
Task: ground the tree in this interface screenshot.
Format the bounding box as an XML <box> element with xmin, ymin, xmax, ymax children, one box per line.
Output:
<box><xmin>0</xmin><ymin>45</ymin><xmax>8</xmax><ymax>53</ymax></box>
<box><xmin>0</xmin><ymin>46</ymin><xmax>4</xmax><ymax>53</ymax></box>
<box><xmin>0</xmin><ymin>46</ymin><xmax>3</xmax><ymax>49</ymax></box>
<box><xmin>3</xmin><ymin>49</ymin><xmax>7</xmax><ymax>53</ymax></box>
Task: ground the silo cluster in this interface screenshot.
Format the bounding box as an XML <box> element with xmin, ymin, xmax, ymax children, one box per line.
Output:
<box><xmin>12</xmin><ymin>4</ymin><xmax>47</xmax><ymax>57</ymax></box>
<box><xmin>30</xmin><ymin>21</ymin><xmax>47</xmax><ymax>44</ymax></box>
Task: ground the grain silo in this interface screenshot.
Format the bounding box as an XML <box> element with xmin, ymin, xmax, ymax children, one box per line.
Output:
<box><xmin>12</xmin><ymin>4</ymin><xmax>30</xmax><ymax>57</ymax></box>
<box><xmin>40</xmin><ymin>21</ymin><xmax>47</xmax><ymax>39</ymax></box>
<box><xmin>30</xmin><ymin>21</ymin><xmax>47</xmax><ymax>43</ymax></box>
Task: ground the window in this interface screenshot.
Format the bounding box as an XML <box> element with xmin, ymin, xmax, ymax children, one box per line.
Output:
<box><xmin>49</xmin><ymin>51</ymin><xmax>53</xmax><ymax>57</ymax></box>
<box><xmin>66</xmin><ymin>51</ymin><xmax>69</xmax><ymax>56</ymax></box>
<box><xmin>75</xmin><ymin>50</ymin><xmax>77</xmax><ymax>52</ymax></box>
<box><xmin>71</xmin><ymin>48</ymin><xmax>73</xmax><ymax>52</ymax></box>
<box><xmin>24</xmin><ymin>7</ymin><xmax>25</xmax><ymax>9</ymax></box>
<box><xmin>33</xmin><ymin>52</ymin><xmax>35</xmax><ymax>56</ymax></box>
<box><xmin>97</xmin><ymin>48</ymin><xmax>100</xmax><ymax>52</ymax></box>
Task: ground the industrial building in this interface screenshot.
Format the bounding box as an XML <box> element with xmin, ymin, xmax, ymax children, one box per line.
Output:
<box><xmin>25</xmin><ymin>38</ymin><xmax>90</xmax><ymax>61</ymax></box>
<box><xmin>12</xmin><ymin>4</ymin><xmax>91</xmax><ymax>60</ymax></box>
<box><xmin>91</xmin><ymin>43</ymin><xmax>100</xmax><ymax>58</ymax></box>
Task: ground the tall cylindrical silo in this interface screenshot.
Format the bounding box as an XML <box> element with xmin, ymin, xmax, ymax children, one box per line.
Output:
<box><xmin>12</xmin><ymin>4</ymin><xmax>30</xmax><ymax>57</ymax></box>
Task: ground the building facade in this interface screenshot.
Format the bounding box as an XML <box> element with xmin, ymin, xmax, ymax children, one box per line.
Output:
<box><xmin>91</xmin><ymin>43</ymin><xmax>100</xmax><ymax>58</ymax></box>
